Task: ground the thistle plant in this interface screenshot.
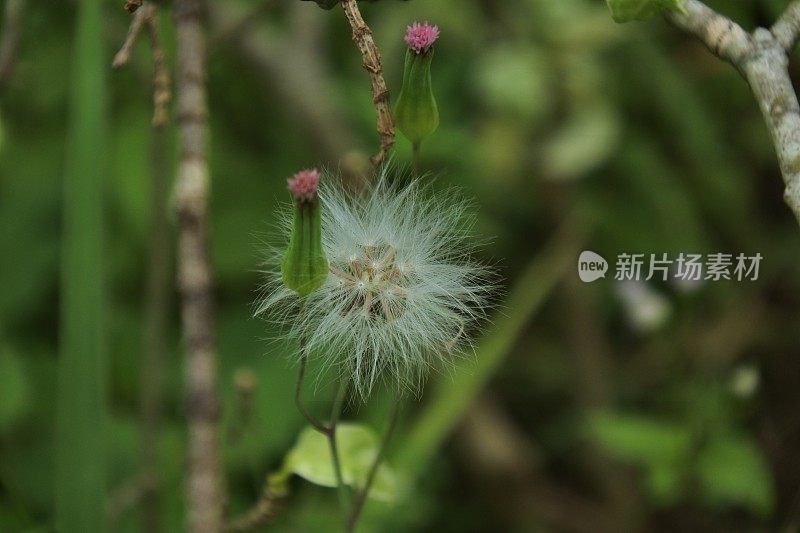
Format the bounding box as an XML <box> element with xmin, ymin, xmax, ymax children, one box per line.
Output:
<box><xmin>257</xmin><ymin>166</ymin><xmax>495</xmax><ymax>529</ymax></box>
<box><xmin>259</xmin><ymin>167</ymin><xmax>493</xmax><ymax>399</ymax></box>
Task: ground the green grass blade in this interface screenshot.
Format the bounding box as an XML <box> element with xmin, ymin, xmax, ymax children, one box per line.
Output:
<box><xmin>55</xmin><ymin>0</ymin><xmax>108</xmax><ymax>530</ymax></box>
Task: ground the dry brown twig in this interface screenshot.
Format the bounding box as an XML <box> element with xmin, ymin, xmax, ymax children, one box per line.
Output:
<box><xmin>224</xmin><ymin>482</ymin><xmax>287</xmax><ymax>533</ymax></box>
<box><xmin>113</xmin><ymin>3</ymin><xmax>173</xmax><ymax>530</ymax></box>
<box><xmin>113</xmin><ymin>2</ymin><xmax>172</xmax><ymax>127</ymax></box>
<box><xmin>340</xmin><ymin>0</ymin><xmax>395</xmax><ymax>167</ymax></box>
<box><xmin>147</xmin><ymin>11</ymin><xmax>171</xmax><ymax>127</ymax></box>
<box><xmin>0</xmin><ymin>0</ymin><xmax>24</xmax><ymax>89</ymax></box>
<box><xmin>113</xmin><ymin>3</ymin><xmax>150</xmax><ymax>68</ymax></box>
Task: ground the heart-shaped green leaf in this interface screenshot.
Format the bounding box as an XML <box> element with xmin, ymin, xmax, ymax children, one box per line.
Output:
<box><xmin>276</xmin><ymin>424</ymin><xmax>398</xmax><ymax>501</ymax></box>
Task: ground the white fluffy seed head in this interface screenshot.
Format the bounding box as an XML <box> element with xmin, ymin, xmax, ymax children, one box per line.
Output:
<box><xmin>257</xmin><ymin>168</ymin><xmax>496</xmax><ymax>399</ymax></box>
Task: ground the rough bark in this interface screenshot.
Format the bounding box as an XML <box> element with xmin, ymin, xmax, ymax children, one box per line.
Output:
<box><xmin>667</xmin><ymin>0</ymin><xmax>800</xmax><ymax>224</ymax></box>
<box><xmin>173</xmin><ymin>0</ymin><xmax>223</xmax><ymax>531</ymax></box>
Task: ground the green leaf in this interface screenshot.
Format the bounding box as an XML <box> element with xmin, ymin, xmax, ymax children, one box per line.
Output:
<box><xmin>588</xmin><ymin>411</ymin><xmax>692</xmax><ymax>465</ymax></box>
<box><xmin>696</xmin><ymin>434</ymin><xmax>775</xmax><ymax>515</ymax></box>
<box><xmin>606</xmin><ymin>0</ymin><xmax>686</xmax><ymax>23</ymax></box>
<box><xmin>278</xmin><ymin>424</ymin><xmax>398</xmax><ymax>502</ymax></box>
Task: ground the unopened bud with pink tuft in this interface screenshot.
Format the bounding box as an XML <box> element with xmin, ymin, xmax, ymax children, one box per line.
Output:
<box><xmin>404</xmin><ymin>22</ymin><xmax>439</xmax><ymax>55</ymax></box>
<box><xmin>281</xmin><ymin>168</ymin><xmax>328</xmax><ymax>297</ymax></box>
<box><xmin>287</xmin><ymin>168</ymin><xmax>321</xmax><ymax>203</ymax></box>
<box><xmin>396</xmin><ymin>22</ymin><xmax>440</xmax><ymax>148</ymax></box>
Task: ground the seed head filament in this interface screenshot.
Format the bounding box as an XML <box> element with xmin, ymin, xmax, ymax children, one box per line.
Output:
<box><xmin>330</xmin><ymin>245</ymin><xmax>408</xmax><ymax>321</ymax></box>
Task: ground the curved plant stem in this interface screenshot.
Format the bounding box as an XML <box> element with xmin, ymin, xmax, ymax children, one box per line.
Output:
<box><xmin>294</xmin><ymin>354</ymin><xmax>328</xmax><ymax>433</ymax></box>
<box><xmin>347</xmin><ymin>399</ymin><xmax>401</xmax><ymax>532</ymax></box>
<box><xmin>293</xmin><ymin>351</ymin><xmax>354</xmax><ymax>523</ymax></box>
<box><xmin>329</xmin><ymin>378</ymin><xmax>352</xmax><ymax>519</ymax></box>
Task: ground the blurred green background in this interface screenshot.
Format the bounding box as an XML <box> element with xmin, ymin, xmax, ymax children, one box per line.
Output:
<box><xmin>1</xmin><ymin>0</ymin><xmax>800</xmax><ymax>531</ymax></box>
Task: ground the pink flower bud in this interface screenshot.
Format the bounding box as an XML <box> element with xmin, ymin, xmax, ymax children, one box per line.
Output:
<box><xmin>287</xmin><ymin>168</ymin><xmax>321</xmax><ymax>203</ymax></box>
<box><xmin>404</xmin><ymin>22</ymin><xmax>439</xmax><ymax>55</ymax></box>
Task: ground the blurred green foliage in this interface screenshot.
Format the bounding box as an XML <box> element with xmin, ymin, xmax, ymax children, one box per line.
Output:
<box><xmin>0</xmin><ymin>0</ymin><xmax>799</xmax><ymax>531</ymax></box>
<box><xmin>606</xmin><ymin>0</ymin><xmax>687</xmax><ymax>23</ymax></box>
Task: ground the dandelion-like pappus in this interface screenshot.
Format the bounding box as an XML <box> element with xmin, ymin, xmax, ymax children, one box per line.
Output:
<box><xmin>258</xmin><ymin>167</ymin><xmax>495</xmax><ymax>399</ymax></box>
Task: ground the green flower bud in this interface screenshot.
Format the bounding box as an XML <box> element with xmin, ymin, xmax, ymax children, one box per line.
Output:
<box><xmin>282</xmin><ymin>169</ymin><xmax>328</xmax><ymax>297</ymax></box>
<box><xmin>395</xmin><ymin>22</ymin><xmax>440</xmax><ymax>147</ymax></box>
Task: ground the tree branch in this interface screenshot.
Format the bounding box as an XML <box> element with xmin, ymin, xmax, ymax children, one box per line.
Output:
<box><xmin>666</xmin><ymin>0</ymin><xmax>800</xmax><ymax>225</ymax></box>
<box><xmin>173</xmin><ymin>0</ymin><xmax>224</xmax><ymax>531</ymax></box>
<box><xmin>742</xmin><ymin>29</ymin><xmax>800</xmax><ymax>223</ymax></box>
<box><xmin>772</xmin><ymin>0</ymin><xmax>800</xmax><ymax>52</ymax></box>
<box><xmin>665</xmin><ymin>0</ymin><xmax>750</xmax><ymax>64</ymax></box>
<box><xmin>340</xmin><ymin>0</ymin><xmax>395</xmax><ymax>167</ymax></box>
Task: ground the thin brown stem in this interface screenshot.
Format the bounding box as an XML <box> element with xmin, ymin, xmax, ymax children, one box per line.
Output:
<box><xmin>340</xmin><ymin>0</ymin><xmax>395</xmax><ymax>167</ymax></box>
<box><xmin>113</xmin><ymin>2</ymin><xmax>171</xmax><ymax>127</ymax></box>
<box><xmin>295</xmin><ymin>354</ymin><xmax>330</xmax><ymax>434</ymax></box>
<box><xmin>173</xmin><ymin>0</ymin><xmax>223</xmax><ymax>531</ymax></box>
<box><xmin>146</xmin><ymin>7</ymin><xmax>171</xmax><ymax>128</ymax></box>
<box><xmin>113</xmin><ymin>3</ymin><xmax>173</xmax><ymax>529</ymax></box>
<box><xmin>0</xmin><ymin>0</ymin><xmax>24</xmax><ymax>90</ymax></box>
<box><xmin>113</xmin><ymin>3</ymin><xmax>152</xmax><ymax>68</ymax></box>
<box><xmin>347</xmin><ymin>399</ymin><xmax>400</xmax><ymax>532</ymax></box>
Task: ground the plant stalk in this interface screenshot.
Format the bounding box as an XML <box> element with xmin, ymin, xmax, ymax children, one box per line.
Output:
<box><xmin>347</xmin><ymin>399</ymin><xmax>401</xmax><ymax>532</ymax></box>
<box><xmin>329</xmin><ymin>377</ymin><xmax>352</xmax><ymax>519</ymax></box>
